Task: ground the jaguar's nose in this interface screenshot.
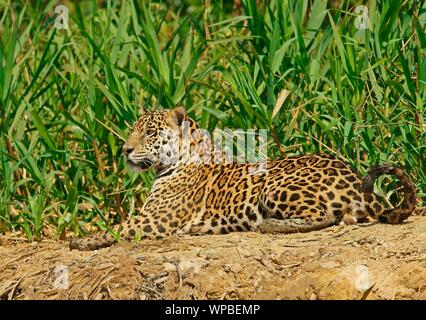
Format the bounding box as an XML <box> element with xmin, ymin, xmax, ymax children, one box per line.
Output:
<box><xmin>123</xmin><ymin>144</ymin><xmax>134</xmax><ymax>156</ymax></box>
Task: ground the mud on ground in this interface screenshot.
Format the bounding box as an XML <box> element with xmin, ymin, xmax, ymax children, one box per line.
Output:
<box><xmin>0</xmin><ymin>214</ymin><xmax>425</xmax><ymax>300</ymax></box>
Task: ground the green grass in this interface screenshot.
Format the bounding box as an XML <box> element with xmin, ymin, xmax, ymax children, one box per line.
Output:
<box><xmin>0</xmin><ymin>0</ymin><xmax>425</xmax><ymax>240</ymax></box>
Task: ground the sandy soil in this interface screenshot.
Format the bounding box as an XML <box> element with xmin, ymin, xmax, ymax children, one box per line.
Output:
<box><xmin>0</xmin><ymin>212</ymin><xmax>425</xmax><ymax>300</ymax></box>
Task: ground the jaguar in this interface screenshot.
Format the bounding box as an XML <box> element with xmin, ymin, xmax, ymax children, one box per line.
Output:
<box><xmin>69</xmin><ymin>107</ymin><xmax>416</xmax><ymax>250</ymax></box>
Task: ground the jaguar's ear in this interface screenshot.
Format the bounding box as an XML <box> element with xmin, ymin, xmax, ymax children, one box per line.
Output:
<box><xmin>168</xmin><ymin>106</ymin><xmax>186</xmax><ymax>126</ymax></box>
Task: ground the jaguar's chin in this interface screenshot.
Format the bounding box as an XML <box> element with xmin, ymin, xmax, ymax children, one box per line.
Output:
<box><xmin>126</xmin><ymin>158</ymin><xmax>153</xmax><ymax>172</ymax></box>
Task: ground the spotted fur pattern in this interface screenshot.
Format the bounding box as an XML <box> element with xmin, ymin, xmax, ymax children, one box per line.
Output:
<box><xmin>69</xmin><ymin>107</ymin><xmax>417</xmax><ymax>250</ymax></box>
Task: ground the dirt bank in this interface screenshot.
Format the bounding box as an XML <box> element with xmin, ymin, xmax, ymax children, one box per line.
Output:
<box><xmin>1</xmin><ymin>214</ymin><xmax>425</xmax><ymax>300</ymax></box>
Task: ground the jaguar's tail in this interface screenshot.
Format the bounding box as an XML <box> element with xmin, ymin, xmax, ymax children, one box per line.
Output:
<box><xmin>69</xmin><ymin>232</ymin><xmax>117</xmax><ymax>251</ymax></box>
<box><xmin>360</xmin><ymin>165</ymin><xmax>416</xmax><ymax>224</ymax></box>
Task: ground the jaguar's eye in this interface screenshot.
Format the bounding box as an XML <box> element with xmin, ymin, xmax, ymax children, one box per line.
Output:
<box><xmin>146</xmin><ymin>129</ymin><xmax>155</xmax><ymax>136</ymax></box>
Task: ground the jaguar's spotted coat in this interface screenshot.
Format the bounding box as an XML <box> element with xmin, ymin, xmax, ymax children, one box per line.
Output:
<box><xmin>69</xmin><ymin>107</ymin><xmax>417</xmax><ymax>250</ymax></box>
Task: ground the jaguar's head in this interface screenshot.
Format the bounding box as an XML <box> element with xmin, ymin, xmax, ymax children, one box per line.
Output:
<box><xmin>122</xmin><ymin>107</ymin><xmax>187</xmax><ymax>172</ymax></box>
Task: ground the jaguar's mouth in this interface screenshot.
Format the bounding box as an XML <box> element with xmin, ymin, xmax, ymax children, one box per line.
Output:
<box><xmin>126</xmin><ymin>158</ymin><xmax>153</xmax><ymax>171</ymax></box>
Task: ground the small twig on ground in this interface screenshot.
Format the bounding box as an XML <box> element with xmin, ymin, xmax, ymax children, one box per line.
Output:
<box><xmin>164</xmin><ymin>258</ymin><xmax>183</xmax><ymax>289</ymax></box>
<box><xmin>0</xmin><ymin>252</ymin><xmax>34</xmax><ymax>272</ymax></box>
<box><xmin>402</xmin><ymin>254</ymin><xmax>426</xmax><ymax>262</ymax></box>
<box><xmin>88</xmin><ymin>266</ymin><xmax>116</xmax><ymax>299</ymax></box>
<box><xmin>6</xmin><ymin>277</ymin><xmax>23</xmax><ymax>300</ymax></box>
<box><xmin>360</xmin><ymin>284</ymin><xmax>375</xmax><ymax>300</ymax></box>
